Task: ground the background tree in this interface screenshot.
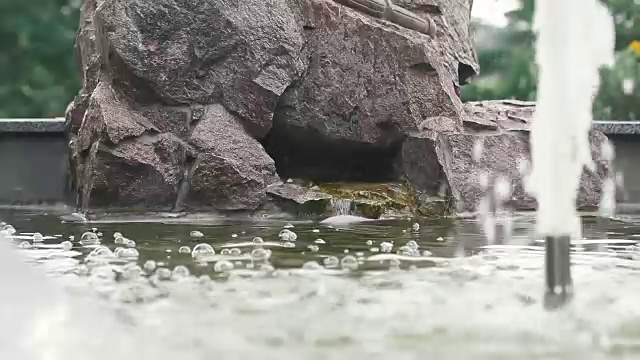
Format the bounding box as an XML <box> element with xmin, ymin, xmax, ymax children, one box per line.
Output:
<box><xmin>463</xmin><ymin>0</ymin><xmax>640</xmax><ymax>121</ymax></box>
<box><xmin>0</xmin><ymin>0</ymin><xmax>81</xmax><ymax>118</ymax></box>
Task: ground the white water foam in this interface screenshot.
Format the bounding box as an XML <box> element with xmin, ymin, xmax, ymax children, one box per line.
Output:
<box><xmin>528</xmin><ymin>0</ymin><xmax>615</xmax><ymax>237</ymax></box>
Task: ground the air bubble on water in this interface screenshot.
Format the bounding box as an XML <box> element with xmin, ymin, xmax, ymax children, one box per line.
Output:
<box><xmin>380</xmin><ymin>242</ymin><xmax>393</xmax><ymax>253</ymax></box>
<box><xmin>252</xmin><ymin>237</ymin><xmax>264</xmax><ymax>244</ymax></box>
<box><xmin>406</xmin><ymin>240</ymin><xmax>419</xmax><ymax>250</ymax></box>
<box><xmin>172</xmin><ymin>265</ymin><xmax>190</xmax><ymax>279</ymax></box>
<box><xmin>221</xmin><ymin>249</ymin><xmax>231</xmax><ymax>256</ymax></box>
<box><xmin>198</xmin><ymin>274</ymin><xmax>212</xmax><ymax>286</ymax></box>
<box><xmin>114</xmin><ymin>236</ymin><xmax>127</xmax><ymax>245</ymax></box>
<box><xmin>343</xmin><ymin>249</ymin><xmax>349</xmax><ymax>253</ymax></box>
<box><xmin>231</xmin><ymin>233</ymin><xmax>238</xmax><ymax>238</ymax></box>
<box><xmin>315</xmin><ymin>238</ymin><xmax>326</xmax><ymax>244</ymax></box>
<box><xmin>0</xmin><ymin>222</ymin><xmax>5</xmax><ymax>227</ymax></box>
<box><xmin>32</xmin><ymin>232</ymin><xmax>44</xmax><ymax>242</ymax></box>
<box><xmin>155</xmin><ymin>267</ymin><xmax>172</xmax><ymax>281</ymax></box>
<box><xmin>622</xmin><ymin>78</ymin><xmax>635</xmax><ymax>95</ymax></box>
<box><xmin>229</xmin><ymin>248</ymin><xmax>242</xmax><ymax>256</ymax></box>
<box><xmin>259</xmin><ymin>263</ymin><xmax>275</xmax><ymax>272</ymax></box>
<box><xmin>307</xmin><ymin>244</ymin><xmax>320</xmax><ymax>252</ymax></box>
<box><xmin>123</xmin><ymin>264</ymin><xmax>143</xmax><ymax>280</ymax></box>
<box><xmin>88</xmin><ymin>246</ymin><xmax>114</xmax><ymax>259</ymax></box>
<box><xmin>80</xmin><ymin>231</ymin><xmax>100</xmax><ymax>245</ymax></box>
<box><xmin>365</xmin><ymin>240</ymin><xmax>373</xmax><ymax>246</ymax></box>
<box><xmin>69</xmin><ymin>235</ymin><xmax>74</xmax><ymax>241</ymax></box>
<box><xmin>97</xmin><ymin>232</ymin><xmax>103</xmax><ymax>237</ymax></box>
<box><xmin>279</xmin><ymin>229</ymin><xmax>297</xmax><ymax>241</ymax></box>
<box><xmin>3</xmin><ymin>225</ymin><xmax>16</xmax><ymax>235</ymax></box>
<box><xmin>178</xmin><ymin>246</ymin><xmax>191</xmax><ymax>254</ymax></box>
<box><xmin>412</xmin><ymin>223</ymin><xmax>420</xmax><ymax>232</ymax></box>
<box><xmin>251</xmin><ymin>248</ymin><xmax>270</xmax><ymax>261</ymax></box>
<box><xmin>113</xmin><ymin>232</ymin><xmax>122</xmax><ymax>239</ymax></box>
<box><xmin>192</xmin><ymin>243</ymin><xmax>215</xmax><ymax>259</ymax></box>
<box><xmin>125</xmin><ymin>239</ymin><xmax>136</xmax><ymax>248</ymax></box>
<box><xmin>302</xmin><ymin>261</ymin><xmax>323</xmax><ymax>271</ymax></box>
<box><xmin>323</xmin><ymin>256</ymin><xmax>340</xmax><ymax>269</ymax></box>
<box><xmin>436</xmin><ymin>236</ymin><xmax>444</xmax><ymax>242</ymax></box>
<box><xmin>283</xmin><ymin>241</ymin><xmax>295</xmax><ymax>248</ymax></box>
<box><xmin>190</xmin><ymin>230</ymin><xmax>204</xmax><ymax>238</ymax></box>
<box><xmin>472</xmin><ymin>138</ymin><xmax>484</xmax><ymax>161</ymax></box>
<box><xmin>91</xmin><ymin>227</ymin><xmax>98</xmax><ymax>232</ymax></box>
<box><xmin>388</xmin><ymin>258</ymin><xmax>401</xmax><ymax>270</ymax></box>
<box><xmin>143</xmin><ymin>260</ymin><xmax>157</xmax><ymax>272</ymax></box>
<box><xmin>370</xmin><ymin>247</ymin><xmax>380</xmax><ymax>253</ymax></box>
<box><xmin>312</xmin><ymin>229</ymin><xmax>320</xmax><ymax>233</ymax></box>
<box><xmin>422</xmin><ymin>250</ymin><xmax>433</xmax><ymax>256</ymax></box>
<box><xmin>19</xmin><ymin>241</ymin><xmax>31</xmax><ymax>249</ymax></box>
<box><xmin>214</xmin><ymin>260</ymin><xmax>234</xmax><ymax>272</ymax></box>
<box><xmin>61</xmin><ymin>241</ymin><xmax>73</xmax><ymax>251</ymax></box>
<box><xmin>284</xmin><ymin>223</ymin><xmax>294</xmax><ymax>229</ymax></box>
<box><xmin>117</xmin><ymin>248</ymin><xmax>139</xmax><ymax>259</ymax></box>
<box><xmin>76</xmin><ymin>264</ymin><xmax>90</xmax><ymax>276</ymax></box>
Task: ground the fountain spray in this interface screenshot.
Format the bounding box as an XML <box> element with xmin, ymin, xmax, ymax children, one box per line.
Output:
<box><xmin>529</xmin><ymin>0</ymin><xmax>615</xmax><ymax>309</ymax></box>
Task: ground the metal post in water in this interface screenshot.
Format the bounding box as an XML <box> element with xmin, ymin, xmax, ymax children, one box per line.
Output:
<box><xmin>544</xmin><ymin>235</ymin><xmax>573</xmax><ymax>310</ymax></box>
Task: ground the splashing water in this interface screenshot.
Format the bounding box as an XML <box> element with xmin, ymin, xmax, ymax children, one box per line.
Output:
<box><xmin>528</xmin><ymin>0</ymin><xmax>615</xmax><ymax>238</ymax></box>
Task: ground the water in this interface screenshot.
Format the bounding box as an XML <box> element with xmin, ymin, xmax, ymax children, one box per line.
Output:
<box><xmin>3</xmin><ymin>207</ymin><xmax>640</xmax><ymax>358</ymax></box>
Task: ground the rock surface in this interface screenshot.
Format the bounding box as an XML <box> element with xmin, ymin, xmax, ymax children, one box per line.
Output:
<box><xmin>398</xmin><ymin>100</ymin><xmax>611</xmax><ymax>212</ymax></box>
<box><xmin>67</xmin><ymin>0</ymin><xmax>607</xmax><ymax>215</ymax></box>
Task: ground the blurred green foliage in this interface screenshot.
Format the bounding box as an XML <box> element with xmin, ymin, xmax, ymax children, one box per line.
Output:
<box><xmin>463</xmin><ymin>0</ymin><xmax>640</xmax><ymax>120</ymax></box>
<box><xmin>0</xmin><ymin>0</ymin><xmax>81</xmax><ymax>118</ymax></box>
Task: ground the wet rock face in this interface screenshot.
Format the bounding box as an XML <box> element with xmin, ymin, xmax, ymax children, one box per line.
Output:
<box><xmin>397</xmin><ymin>100</ymin><xmax>611</xmax><ymax>212</ymax></box>
<box><xmin>68</xmin><ymin>0</ymin><xmax>499</xmax><ymax>213</ymax></box>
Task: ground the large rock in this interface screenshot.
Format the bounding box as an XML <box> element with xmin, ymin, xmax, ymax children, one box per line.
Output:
<box><xmin>397</xmin><ymin>100</ymin><xmax>611</xmax><ymax>212</ymax></box>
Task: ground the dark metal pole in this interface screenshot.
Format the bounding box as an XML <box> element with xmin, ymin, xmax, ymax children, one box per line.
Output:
<box><xmin>544</xmin><ymin>235</ymin><xmax>573</xmax><ymax>310</ymax></box>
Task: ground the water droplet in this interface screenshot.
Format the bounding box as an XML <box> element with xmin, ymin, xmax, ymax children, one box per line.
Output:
<box><xmin>91</xmin><ymin>227</ymin><xmax>98</xmax><ymax>233</ymax></box>
<box><xmin>623</xmin><ymin>78</ymin><xmax>635</xmax><ymax>95</ymax></box>
<box><xmin>172</xmin><ymin>265</ymin><xmax>190</xmax><ymax>279</ymax></box>
<box><xmin>178</xmin><ymin>246</ymin><xmax>191</xmax><ymax>254</ymax></box>
<box><xmin>252</xmin><ymin>237</ymin><xmax>264</xmax><ymax>244</ymax></box>
<box><xmin>279</xmin><ymin>229</ymin><xmax>297</xmax><ymax>241</ymax></box>
<box><xmin>315</xmin><ymin>238</ymin><xmax>326</xmax><ymax>244</ymax></box>
<box><xmin>32</xmin><ymin>233</ymin><xmax>44</xmax><ymax>242</ymax></box>
<box><xmin>192</xmin><ymin>243</ymin><xmax>215</xmax><ymax>259</ymax></box>
<box><xmin>380</xmin><ymin>242</ymin><xmax>393</xmax><ymax>253</ymax></box>
<box><xmin>601</xmin><ymin>140</ymin><xmax>615</xmax><ymax>162</ymax></box>
<box><xmin>190</xmin><ymin>230</ymin><xmax>204</xmax><ymax>238</ymax></box>
<box><xmin>229</xmin><ymin>248</ymin><xmax>242</xmax><ymax>256</ymax></box>
<box><xmin>494</xmin><ymin>176</ymin><xmax>512</xmax><ymax>202</ymax></box>
<box><xmin>61</xmin><ymin>241</ymin><xmax>73</xmax><ymax>251</ymax></box>
<box><xmin>143</xmin><ymin>260</ymin><xmax>157</xmax><ymax>272</ymax></box>
<box><xmin>473</xmin><ymin>138</ymin><xmax>484</xmax><ymax>161</ymax></box>
<box><xmin>125</xmin><ymin>239</ymin><xmax>136</xmax><ymax>248</ymax></box>
<box><xmin>286</xmin><ymin>178</ymin><xmax>293</xmax><ymax>183</ymax></box>
<box><xmin>323</xmin><ymin>256</ymin><xmax>339</xmax><ymax>269</ymax></box>
<box><xmin>214</xmin><ymin>260</ymin><xmax>234</xmax><ymax>272</ymax></box>
<box><xmin>341</xmin><ymin>255</ymin><xmax>358</xmax><ymax>270</ymax></box>
<box><xmin>19</xmin><ymin>241</ymin><xmax>31</xmax><ymax>249</ymax></box>
<box><xmin>412</xmin><ymin>223</ymin><xmax>420</xmax><ymax>232</ymax></box>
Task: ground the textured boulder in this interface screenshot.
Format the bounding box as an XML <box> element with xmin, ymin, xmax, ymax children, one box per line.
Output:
<box><xmin>68</xmin><ymin>0</ymin><xmax>477</xmax><ymax>212</ymax></box>
<box><xmin>397</xmin><ymin>100</ymin><xmax>611</xmax><ymax>212</ymax></box>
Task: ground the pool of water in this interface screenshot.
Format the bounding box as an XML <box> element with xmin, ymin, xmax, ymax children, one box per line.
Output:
<box><xmin>3</xmin><ymin>206</ymin><xmax>640</xmax><ymax>359</ymax></box>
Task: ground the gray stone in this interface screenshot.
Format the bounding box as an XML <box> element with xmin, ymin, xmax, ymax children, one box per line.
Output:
<box><xmin>185</xmin><ymin>105</ymin><xmax>279</xmax><ymax>211</ymax></box>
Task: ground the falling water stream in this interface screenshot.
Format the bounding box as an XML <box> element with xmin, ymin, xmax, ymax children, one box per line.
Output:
<box><xmin>2</xmin><ymin>1</ymin><xmax>640</xmax><ymax>359</ymax></box>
